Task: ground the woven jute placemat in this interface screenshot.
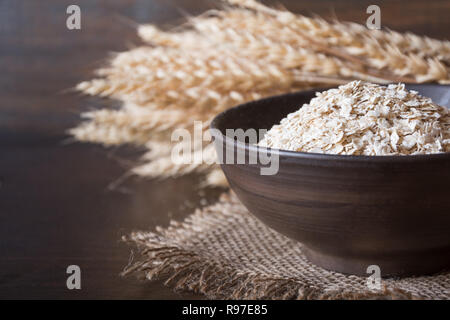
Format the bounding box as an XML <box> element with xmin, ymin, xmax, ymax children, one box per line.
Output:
<box><xmin>123</xmin><ymin>193</ymin><xmax>450</xmax><ymax>300</ymax></box>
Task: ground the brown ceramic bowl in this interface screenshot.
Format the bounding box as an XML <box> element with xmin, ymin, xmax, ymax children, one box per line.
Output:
<box><xmin>210</xmin><ymin>84</ymin><xmax>450</xmax><ymax>277</ymax></box>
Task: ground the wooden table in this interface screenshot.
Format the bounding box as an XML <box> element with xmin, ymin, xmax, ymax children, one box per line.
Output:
<box><xmin>0</xmin><ymin>0</ymin><xmax>448</xmax><ymax>299</ymax></box>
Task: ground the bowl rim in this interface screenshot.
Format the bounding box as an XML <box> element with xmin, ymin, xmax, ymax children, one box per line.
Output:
<box><xmin>210</xmin><ymin>87</ymin><xmax>450</xmax><ymax>164</ymax></box>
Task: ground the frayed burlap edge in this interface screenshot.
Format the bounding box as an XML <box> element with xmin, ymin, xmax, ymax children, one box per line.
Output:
<box><xmin>120</xmin><ymin>193</ymin><xmax>425</xmax><ymax>300</ymax></box>
<box><xmin>121</xmin><ymin>235</ymin><xmax>418</xmax><ymax>300</ymax></box>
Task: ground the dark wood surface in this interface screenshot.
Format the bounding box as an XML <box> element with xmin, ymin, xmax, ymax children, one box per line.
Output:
<box><xmin>0</xmin><ymin>0</ymin><xmax>448</xmax><ymax>299</ymax></box>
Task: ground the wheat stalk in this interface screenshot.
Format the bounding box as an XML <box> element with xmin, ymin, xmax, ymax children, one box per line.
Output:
<box><xmin>71</xmin><ymin>0</ymin><xmax>450</xmax><ymax>187</ymax></box>
<box><xmin>229</xmin><ymin>0</ymin><xmax>449</xmax><ymax>82</ymax></box>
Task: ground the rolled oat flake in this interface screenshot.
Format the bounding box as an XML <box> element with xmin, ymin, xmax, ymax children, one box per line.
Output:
<box><xmin>259</xmin><ymin>81</ymin><xmax>450</xmax><ymax>155</ymax></box>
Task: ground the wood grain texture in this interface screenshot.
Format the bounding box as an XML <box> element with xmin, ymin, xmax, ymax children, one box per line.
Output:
<box><xmin>0</xmin><ymin>0</ymin><xmax>448</xmax><ymax>298</ymax></box>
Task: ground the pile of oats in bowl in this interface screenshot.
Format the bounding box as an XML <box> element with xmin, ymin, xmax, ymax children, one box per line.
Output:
<box><xmin>258</xmin><ymin>81</ymin><xmax>450</xmax><ymax>155</ymax></box>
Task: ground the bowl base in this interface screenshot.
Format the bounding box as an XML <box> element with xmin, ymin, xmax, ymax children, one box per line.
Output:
<box><xmin>302</xmin><ymin>246</ymin><xmax>450</xmax><ymax>277</ymax></box>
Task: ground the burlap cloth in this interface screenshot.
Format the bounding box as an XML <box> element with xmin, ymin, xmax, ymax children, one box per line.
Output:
<box><xmin>123</xmin><ymin>192</ymin><xmax>450</xmax><ymax>299</ymax></box>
